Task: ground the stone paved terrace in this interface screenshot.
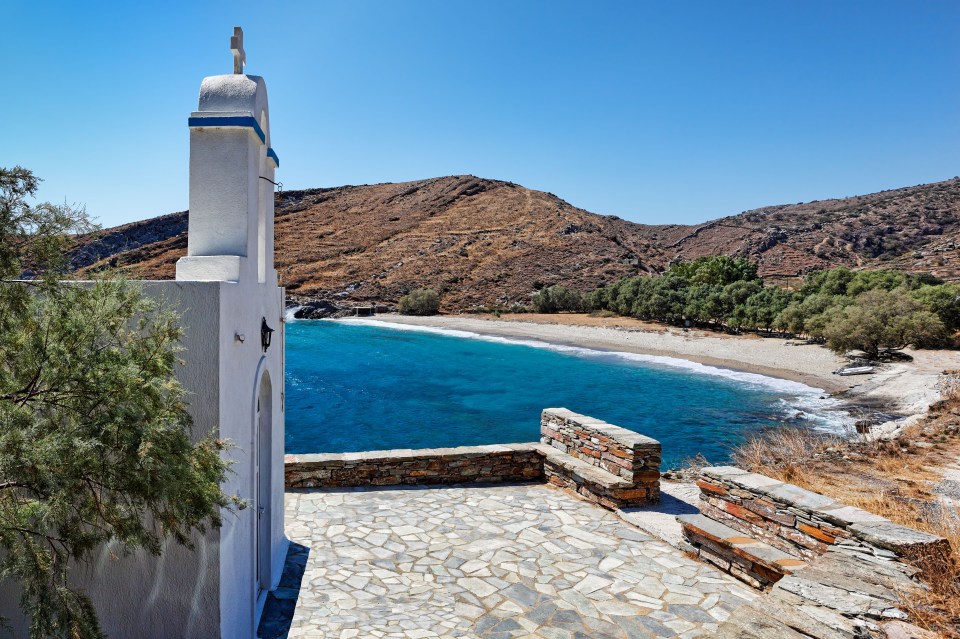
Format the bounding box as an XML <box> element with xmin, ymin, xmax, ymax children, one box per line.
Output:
<box><xmin>278</xmin><ymin>483</ymin><xmax>760</xmax><ymax>638</ymax></box>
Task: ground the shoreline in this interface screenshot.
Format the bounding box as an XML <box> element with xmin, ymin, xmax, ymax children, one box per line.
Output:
<box><xmin>343</xmin><ymin>313</ymin><xmax>959</xmax><ymax>423</ymax></box>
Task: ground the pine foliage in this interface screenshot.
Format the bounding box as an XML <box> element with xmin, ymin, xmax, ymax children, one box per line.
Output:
<box><xmin>0</xmin><ymin>167</ymin><xmax>234</xmax><ymax>638</ymax></box>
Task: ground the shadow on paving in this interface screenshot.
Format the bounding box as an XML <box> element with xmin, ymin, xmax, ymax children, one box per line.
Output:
<box><xmin>622</xmin><ymin>491</ymin><xmax>699</xmax><ymax>517</ymax></box>
<box><xmin>257</xmin><ymin>542</ymin><xmax>311</xmax><ymax>639</ymax></box>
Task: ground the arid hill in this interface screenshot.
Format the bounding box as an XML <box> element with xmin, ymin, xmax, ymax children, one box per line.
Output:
<box><xmin>72</xmin><ymin>175</ymin><xmax>960</xmax><ymax>309</ymax></box>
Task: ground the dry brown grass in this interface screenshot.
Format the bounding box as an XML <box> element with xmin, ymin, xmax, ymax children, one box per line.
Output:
<box><xmin>729</xmin><ymin>374</ymin><xmax>960</xmax><ymax>637</ymax></box>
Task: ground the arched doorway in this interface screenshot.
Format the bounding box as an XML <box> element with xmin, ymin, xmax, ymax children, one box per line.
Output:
<box><xmin>255</xmin><ymin>369</ymin><xmax>273</xmax><ymax>596</ymax></box>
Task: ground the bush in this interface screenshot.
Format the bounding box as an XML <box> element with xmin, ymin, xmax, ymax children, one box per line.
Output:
<box><xmin>531</xmin><ymin>286</ymin><xmax>584</xmax><ymax>313</ymax></box>
<box><xmin>398</xmin><ymin>288</ymin><xmax>440</xmax><ymax>315</ymax></box>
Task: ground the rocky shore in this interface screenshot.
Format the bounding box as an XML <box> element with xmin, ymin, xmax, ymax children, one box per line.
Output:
<box><xmin>287</xmin><ymin>298</ymin><xmax>393</xmax><ymax>320</ymax></box>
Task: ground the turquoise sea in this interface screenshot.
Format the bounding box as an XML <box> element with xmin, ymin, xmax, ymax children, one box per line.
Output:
<box><xmin>284</xmin><ymin>319</ymin><xmax>848</xmax><ymax>468</ymax></box>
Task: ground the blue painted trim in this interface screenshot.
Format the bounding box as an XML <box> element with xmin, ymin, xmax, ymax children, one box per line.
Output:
<box><xmin>267</xmin><ymin>148</ymin><xmax>280</xmax><ymax>167</ymax></box>
<box><xmin>188</xmin><ymin>116</ymin><xmax>266</xmax><ymax>144</ymax></box>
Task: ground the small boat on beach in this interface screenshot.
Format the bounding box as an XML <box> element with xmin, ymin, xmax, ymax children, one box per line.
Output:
<box><xmin>834</xmin><ymin>365</ymin><xmax>876</xmax><ymax>376</ymax></box>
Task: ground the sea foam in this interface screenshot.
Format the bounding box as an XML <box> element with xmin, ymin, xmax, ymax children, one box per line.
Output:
<box><xmin>333</xmin><ymin>317</ymin><xmax>855</xmax><ymax>433</ymax></box>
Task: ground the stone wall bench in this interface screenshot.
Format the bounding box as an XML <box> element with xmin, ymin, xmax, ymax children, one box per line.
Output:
<box><xmin>681</xmin><ymin>465</ymin><xmax>950</xmax><ymax>592</ymax></box>
<box><xmin>285</xmin><ymin>408</ymin><xmax>662</xmax><ymax>510</ymax></box>
<box><xmin>694</xmin><ymin>466</ymin><xmax>949</xmax><ymax>565</ymax></box>
<box><xmin>540</xmin><ymin>408</ymin><xmax>661</xmax><ymax>508</ymax></box>
<box><xmin>677</xmin><ymin>513</ymin><xmax>808</xmax><ymax>590</ymax></box>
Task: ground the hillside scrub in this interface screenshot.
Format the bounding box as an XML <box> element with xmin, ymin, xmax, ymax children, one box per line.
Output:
<box><xmin>578</xmin><ymin>257</ymin><xmax>959</xmax><ymax>355</ymax></box>
<box><xmin>69</xmin><ymin>176</ymin><xmax>960</xmax><ymax>305</ymax></box>
<box><xmin>398</xmin><ymin>288</ymin><xmax>440</xmax><ymax>315</ymax></box>
<box><xmin>728</xmin><ymin>374</ymin><xmax>960</xmax><ymax>637</ymax></box>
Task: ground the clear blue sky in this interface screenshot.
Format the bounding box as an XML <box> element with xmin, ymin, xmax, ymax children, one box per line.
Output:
<box><xmin>4</xmin><ymin>1</ymin><xmax>959</xmax><ymax>227</ymax></box>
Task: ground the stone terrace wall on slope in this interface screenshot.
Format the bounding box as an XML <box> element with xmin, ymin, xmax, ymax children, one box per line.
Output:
<box><xmin>697</xmin><ymin>466</ymin><xmax>950</xmax><ymax>566</ymax></box>
<box><xmin>285</xmin><ymin>444</ymin><xmax>544</xmax><ymax>489</ymax></box>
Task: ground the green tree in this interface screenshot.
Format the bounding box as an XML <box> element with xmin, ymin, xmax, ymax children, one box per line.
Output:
<box><xmin>633</xmin><ymin>276</ymin><xmax>687</xmax><ymax>324</ymax></box>
<box><xmin>0</xmin><ymin>167</ymin><xmax>234</xmax><ymax>638</ymax></box>
<box><xmin>589</xmin><ymin>262</ymin><xmax>954</xmax><ymax>353</ymax></box>
<box><xmin>666</xmin><ymin>256</ymin><xmax>758</xmax><ymax>286</ymax></box>
<box><xmin>683</xmin><ymin>284</ymin><xmax>724</xmax><ymax>325</ymax></box>
<box><xmin>531</xmin><ymin>285</ymin><xmax>583</xmax><ymax>313</ymax></box>
<box><xmin>775</xmin><ymin>293</ymin><xmax>847</xmax><ymax>337</ymax></box>
<box><xmin>911</xmin><ymin>283</ymin><xmax>960</xmax><ymax>333</ymax></box>
<box><xmin>398</xmin><ymin>288</ymin><xmax>441</xmax><ymax>315</ymax></box>
<box><xmin>721</xmin><ymin>280</ymin><xmax>763</xmax><ymax>329</ymax></box>
<box><xmin>739</xmin><ymin>287</ymin><xmax>792</xmax><ymax>332</ymax></box>
<box><xmin>798</xmin><ymin>267</ymin><xmax>854</xmax><ymax>297</ymax></box>
<box><xmin>822</xmin><ymin>288</ymin><xmax>948</xmax><ymax>358</ymax></box>
<box><xmin>583</xmin><ymin>286</ymin><xmax>609</xmax><ymax>312</ymax></box>
<box><xmin>613</xmin><ymin>278</ymin><xmax>646</xmax><ymax>316</ymax></box>
<box><xmin>845</xmin><ymin>269</ymin><xmax>911</xmax><ymax>296</ymax></box>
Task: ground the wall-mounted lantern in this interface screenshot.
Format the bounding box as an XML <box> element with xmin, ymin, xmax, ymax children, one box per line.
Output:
<box><xmin>261</xmin><ymin>317</ymin><xmax>274</xmax><ymax>353</ymax></box>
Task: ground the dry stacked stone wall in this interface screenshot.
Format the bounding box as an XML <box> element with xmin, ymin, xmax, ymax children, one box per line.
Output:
<box><xmin>540</xmin><ymin>408</ymin><xmax>661</xmax><ymax>508</ymax></box>
<box><xmin>697</xmin><ymin>466</ymin><xmax>950</xmax><ymax>566</ymax></box>
<box><xmin>284</xmin><ymin>407</ymin><xmax>663</xmax><ymax>511</ymax></box>
<box><xmin>285</xmin><ymin>444</ymin><xmax>544</xmax><ymax>489</ymax></box>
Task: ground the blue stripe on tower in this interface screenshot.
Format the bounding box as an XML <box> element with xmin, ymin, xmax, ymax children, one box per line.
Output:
<box><xmin>187</xmin><ymin>116</ymin><xmax>266</xmax><ymax>144</ymax></box>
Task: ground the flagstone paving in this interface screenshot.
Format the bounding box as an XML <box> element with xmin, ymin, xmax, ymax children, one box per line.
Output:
<box><xmin>282</xmin><ymin>483</ymin><xmax>759</xmax><ymax>638</ymax></box>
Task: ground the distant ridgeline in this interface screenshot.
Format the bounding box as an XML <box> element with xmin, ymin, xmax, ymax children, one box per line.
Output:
<box><xmin>70</xmin><ymin>175</ymin><xmax>960</xmax><ymax>309</ymax></box>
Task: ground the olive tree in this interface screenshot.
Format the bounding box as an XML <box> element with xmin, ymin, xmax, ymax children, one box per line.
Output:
<box><xmin>531</xmin><ymin>285</ymin><xmax>583</xmax><ymax>313</ymax></box>
<box><xmin>822</xmin><ymin>288</ymin><xmax>948</xmax><ymax>358</ymax></box>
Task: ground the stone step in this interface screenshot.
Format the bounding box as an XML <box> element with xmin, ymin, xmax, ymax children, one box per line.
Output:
<box><xmin>541</xmin><ymin>445</ymin><xmax>631</xmax><ymax>489</ymax></box>
<box><xmin>539</xmin><ymin>445</ymin><xmax>658</xmax><ymax>509</ymax></box>
<box><xmin>678</xmin><ymin>514</ymin><xmax>807</xmax><ymax>589</ymax></box>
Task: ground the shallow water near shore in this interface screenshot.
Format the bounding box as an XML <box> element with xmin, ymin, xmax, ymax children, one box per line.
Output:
<box><xmin>285</xmin><ymin>319</ymin><xmax>851</xmax><ymax>467</ymax></box>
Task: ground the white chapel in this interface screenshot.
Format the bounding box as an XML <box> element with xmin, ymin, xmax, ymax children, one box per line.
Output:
<box><xmin>0</xmin><ymin>27</ymin><xmax>288</xmax><ymax>638</ymax></box>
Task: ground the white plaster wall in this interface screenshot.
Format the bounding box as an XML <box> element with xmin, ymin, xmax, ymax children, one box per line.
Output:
<box><xmin>90</xmin><ymin>281</ymin><xmax>226</xmax><ymax>639</ymax></box>
<box><xmin>216</xmin><ymin>280</ymin><xmax>286</xmax><ymax>639</ymax></box>
<box><xmin>244</xmin><ymin>135</ymin><xmax>262</xmax><ymax>281</ymax></box>
<box><xmin>198</xmin><ymin>75</ymin><xmax>271</xmax><ymax>140</ymax></box>
<box><xmin>257</xmin><ymin>155</ymin><xmax>275</xmax><ymax>283</ymax></box>
<box><xmin>187</xmin><ymin>128</ymin><xmax>257</xmax><ymax>258</ymax></box>
<box><xmin>272</xmin><ymin>292</ymin><xmax>286</xmax><ymax>574</ymax></box>
<box><xmin>183</xmin><ymin>74</ymin><xmax>273</xmax><ymax>289</ymax></box>
<box><xmin>0</xmin><ymin>281</ymin><xmax>224</xmax><ymax>639</ymax></box>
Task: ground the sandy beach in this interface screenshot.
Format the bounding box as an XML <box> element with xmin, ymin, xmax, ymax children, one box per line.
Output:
<box><xmin>356</xmin><ymin>313</ymin><xmax>960</xmax><ymax>420</ymax></box>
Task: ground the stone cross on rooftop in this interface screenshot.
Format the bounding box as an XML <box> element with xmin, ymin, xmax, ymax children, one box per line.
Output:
<box><xmin>231</xmin><ymin>26</ymin><xmax>245</xmax><ymax>74</ymax></box>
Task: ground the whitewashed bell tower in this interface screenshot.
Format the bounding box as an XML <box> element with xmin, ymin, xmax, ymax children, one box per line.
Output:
<box><xmin>173</xmin><ymin>26</ymin><xmax>288</xmax><ymax>637</ymax></box>
<box><xmin>177</xmin><ymin>26</ymin><xmax>279</xmax><ymax>286</ymax></box>
<box><xmin>0</xmin><ymin>27</ymin><xmax>288</xmax><ymax>639</ymax></box>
